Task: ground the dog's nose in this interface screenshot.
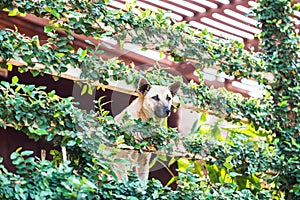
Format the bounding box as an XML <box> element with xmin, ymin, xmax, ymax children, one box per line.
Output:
<box><xmin>165</xmin><ymin>107</ymin><xmax>171</xmax><ymax>115</ymax></box>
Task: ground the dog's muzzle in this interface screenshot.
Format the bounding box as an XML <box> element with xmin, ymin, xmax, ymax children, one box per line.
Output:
<box><xmin>154</xmin><ymin>105</ymin><xmax>171</xmax><ymax>118</ymax></box>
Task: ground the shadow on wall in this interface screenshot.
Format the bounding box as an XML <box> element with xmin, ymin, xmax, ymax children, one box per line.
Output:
<box><xmin>0</xmin><ymin>126</ymin><xmax>59</xmax><ymax>172</ymax></box>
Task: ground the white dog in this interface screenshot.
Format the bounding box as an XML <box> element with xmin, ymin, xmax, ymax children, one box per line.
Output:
<box><xmin>115</xmin><ymin>78</ymin><xmax>181</xmax><ymax>180</ymax></box>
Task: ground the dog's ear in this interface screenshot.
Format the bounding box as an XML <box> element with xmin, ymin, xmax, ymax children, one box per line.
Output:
<box><xmin>168</xmin><ymin>81</ymin><xmax>181</xmax><ymax>97</ymax></box>
<box><xmin>138</xmin><ymin>78</ymin><xmax>151</xmax><ymax>95</ymax></box>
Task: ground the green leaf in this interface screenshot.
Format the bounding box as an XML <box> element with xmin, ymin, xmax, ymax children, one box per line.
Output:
<box><xmin>85</xmin><ymin>40</ymin><xmax>95</xmax><ymax>46</ymax></box>
<box><xmin>205</xmin><ymin>164</ymin><xmax>220</xmax><ymax>183</ymax></box>
<box><xmin>199</xmin><ymin>113</ymin><xmax>207</xmax><ymax>123</ymax></box>
<box><xmin>8</xmin><ymin>9</ymin><xmax>19</xmax><ymax>16</ymax></box>
<box><xmin>77</xmin><ymin>47</ymin><xmax>83</xmax><ymax>55</ymax></box>
<box><xmin>52</xmin><ymin>76</ymin><xmax>59</xmax><ymax>81</ymax></box>
<box><xmin>90</xmin><ymin>71</ymin><xmax>98</xmax><ymax>79</ymax></box>
<box><xmin>67</xmin><ymin>140</ymin><xmax>76</xmax><ymax>146</ymax></box>
<box><xmin>55</xmin><ymin>53</ymin><xmax>65</xmax><ymax>58</ymax></box>
<box><xmin>194</xmin><ymin>160</ymin><xmax>203</xmax><ymax>176</ymax></box>
<box><xmin>88</xmin><ymin>85</ymin><xmax>94</xmax><ymax>95</ymax></box>
<box><xmin>54</xmin><ymin>112</ymin><xmax>60</xmax><ymax>118</ymax></box>
<box><xmin>12</xmin><ymin>157</ymin><xmax>24</xmax><ymax>166</ymax></box>
<box><xmin>177</xmin><ymin>158</ymin><xmax>190</xmax><ymax>172</ymax></box>
<box><xmin>86</xmin><ymin>46</ymin><xmax>93</xmax><ymax>53</ymax></box>
<box><xmin>159</xmin><ymin>51</ymin><xmax>164</xmax><ymax>58</ymax></box>
<box><xmin>44</xmin><ymin>26</ymin><xmax>53</xmax><ymax>33</ymax></box>
<box><xmin>12</xmin><ymin>76</ymin><xmax>19</xmax><ymax>84</ymax></box>
<box><xmin>81</xmin><ymin>85</ymin><xmax>87</xmax><ymax>95</ymax></box>
<box><xmin>57</xmin><ymin>40</ymin><xmax>67</xmax><ymax>47</ymax></box>
<box><xmin>120</xmin><ymin>41</ymin><xmax>124</xmax><ymax>50</ymax></box>
<box><xmin>225</xmin><ymin>155</ymin><xmax>233</xmax><ymax>163</ymax></box>
<box><xmin>78</xmin><ymin>48</ymin><xmax>87</xmax><ymax>61</ymax></box>
<box><xmin>96</xmin><ymin>50</ymin><xmax>104</xmax><ymax>54</ymax></box>
<box><xmin>44</xmin><ymin>7</ymin><xmax>52</xmax><ymax>12</ymax></box>
<box><xmin>20</xmin><ymin>150</ymin><xmax>34</xmax><ymax>157</ymax></box>
<box><xmin>10</xmin><ymin>152</ymin><xmax>19</xmax><ymax>160</ymax></box>
<box><xmin>29</xmin><ymin>127</ymin><xmax>48</xmax><ymax>136</ymax></box>
<box><xmin>127</xmin><ymin>197</ymin><xmax>139</xmax><ymax>200</ymax></box>
<box><xmin>51</xmin><ymin>9</ymin><xmax>60</xmax><ymax>18</ymax></box>
<box><xmin>224</xmin><ymin>162</ymin><xmax>233</xmax><ymax>170</ymax></box>
<box><xmin>158</xmin><ymin>155</ymin><xmax>167</xmax><ymax>162</ymax></box>
<box><xmin>116</xmin><ymin>135</ymin><xmax>125</xmax><ymax>144</ymax></box>
<box><xmin>248</xmin><ymin>174</ymin><xmax>262</xmax><ymax>189</ymax></box>
<box><xmin>168</xmin><ymin>157</ymin><xmax>178</xmax><ymax>167</ymax></box>
<box><xmin>229</xmin><ymin>172</ymin><xmax>242</xmax><ymax>177</ymax></box>
<box><xmin>7</xmin><ymin>63</ymin><xmax>13</xmax><ymax>71</ymax></box>
<box><xmin>99</xmin><ymin>144</ymin><xmax>106</xmax><ymax>151</ymax></box>
<box><xmin>166</xmin><ymin>176</ymin><xmax>178</xmax><ymax>186</ymax></box>
<box><xmin>149</xmin><ymin>156</ymin><xmax>158</xmax><ymax>169</ymax></box>
<box><xmin>30</xmin><ymin>69</ymin><xmax>40</xmax><ymax>77</ymax></box>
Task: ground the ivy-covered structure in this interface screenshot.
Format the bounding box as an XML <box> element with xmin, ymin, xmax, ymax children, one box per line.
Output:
<box><xmin>0</xmin><ymin>0</ymin><xmax>299</xmax><ymax>199</ymax></box>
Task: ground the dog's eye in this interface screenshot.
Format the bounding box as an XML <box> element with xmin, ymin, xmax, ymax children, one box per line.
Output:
<box><xmin>152</xmin><ymin>95</ymin><xmax>160</xmax><ymax>101</ymax></box>
<box><xmin>166</xmin><ymin>96</ymin><xmax>171</xmax><ymax>101</ymax></box>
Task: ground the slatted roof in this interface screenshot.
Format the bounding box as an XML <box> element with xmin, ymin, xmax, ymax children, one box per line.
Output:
<box><xmin>108</xmin><ymin>0</ymin><xmax>300</xmax><ymax>50</ymax></box>
<box><xmin>105</xmin><ymin>0</ymin><xmax>300</xmax><ymax>98</ymax></box>
<box><xmin>0</xmin><ymin>1</ymin><xmax>299</xmax><ymax>98</ymax></box>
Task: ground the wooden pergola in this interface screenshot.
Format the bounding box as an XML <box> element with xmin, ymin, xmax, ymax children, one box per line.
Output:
<box><xmin>0</xmin><ymin>0</ymin><xmax>299</xmax><ymax>185</ymax></box>
<box><xmin>3</xmin><ymin>0</ymin><xmax>299</xmax><ymax>97</ymax></box>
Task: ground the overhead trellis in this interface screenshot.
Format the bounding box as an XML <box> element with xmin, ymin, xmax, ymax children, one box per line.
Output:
<box><xmin>0</xmin><ymin>0</ymin><xmax>271</xmax><ymax>121</ymax></box>
<box><xmin>0</xmin><ymin>0</ymin><xmax>299</xmax><ymax>198</ymax></box>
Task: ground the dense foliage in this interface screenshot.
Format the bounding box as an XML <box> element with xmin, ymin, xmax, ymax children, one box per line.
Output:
<box><xmin>253</xmin><ymin>1</ymin><xmax>300</xmax><ymax>198</ymax></box>
<box><xmin>0</xmin><ymin>0</ymin><xmax>299</xmax><ymax>199</ymax></box>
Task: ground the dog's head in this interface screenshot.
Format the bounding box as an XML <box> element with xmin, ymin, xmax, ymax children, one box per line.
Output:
<box><xmin>138</xmin><ymin>78</ymin><xmax>181</xmax><ymax>119</ymax></box>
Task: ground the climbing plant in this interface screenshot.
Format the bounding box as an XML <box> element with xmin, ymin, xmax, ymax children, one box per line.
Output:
<box><xmin>253</xmin><ymin>0</ymin><xmax>300</xmax><ymax>199</ymax></box>
<box><xmin>0</xmin><ymin>0</ymin><xmax>299</xmax><ymax>199</ymax></box>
